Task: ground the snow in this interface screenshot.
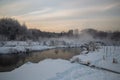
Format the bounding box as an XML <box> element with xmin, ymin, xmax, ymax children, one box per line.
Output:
<box><xmin>0</xmin><ymin>40</ymin><xmax>81</xmax><ymax>54</ymax></box>
<box><xmin>0</xmin><ymin>46</ymin><xmax>27</xmax><ymax>53</ymax></box>
<box><xmin>98</xmin><ymin>61</ymin><xmax>120</xmax><ymax>74</ymax></box>
<box><xmin>0</xmin><ymin>37</ymin><xmax>101</xmax><ymax>54</ymax></box>
<box><xmin>0</xmin><ymin>59</ymin><xmax>76</xmax><ymax>80</ymax></box>
<box><xmin>26</xmin><ymin>45</ymin><xmax>55</xmax><ymax>51</ymax></box>
<box><xmin>0</xmin><ymin>46</ymin><xmax>55</xmax><ymax>54</ymax></box>
<box><xmin>0</xmin><ymin>41</ymin><xmax>120</xmax><ymax>80</ymax></box>
<box><xmin>49</xmin><ymin>63</ymin><xmax>120</xmax><ymax>80</ymax></box>
<box><xmin>0</xmin><ymin>59</ymin><xmax>119</xmax><ymax>80</ymax></box>
<box><xmin>0</xmin><ymin>41</ymin><xmax>56</xmax><ymax>54</ymax></box>
<box><xmin>70</xmin><ymin>46</ymin><xmax>120</xmax><ymax>74</ymax></box>
<box><xmin>0</xmin><ymin>40</ymin><xmax>83</xmax><ymax>54</ymax></box>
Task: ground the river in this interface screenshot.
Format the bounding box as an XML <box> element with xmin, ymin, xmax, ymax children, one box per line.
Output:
<box><xmin>0</xmin><ymin>48</ymin><xmax>81</xmax><ymax>72</ymax></box>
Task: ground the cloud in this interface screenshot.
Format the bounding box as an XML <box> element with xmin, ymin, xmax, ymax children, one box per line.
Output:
<box><xmin>1</xmin><ymin>0</ymin><xmax>120</xmax><ymax>19</ymax></box>
<box><xmin>60</xmin><ymin>0</ymin><xmax>120</xmax><ymax>8</ymax></box>
<box><xmin>20</xmin><ymin>8</ymin><xmax>52</xmax><ymax>16</ymax></box>
<box><xmin>0</xmin><ymin>0</ymin><xmax>30</xmax><ymax>16</ymax></box>
<box><xmin>13</xmin><ymin>1</ymin><xmax>120</xmax><ymax>22</ymax></box>
<box><xmin>102</xmin><ymin>2</ymin><xmax>120</xmax><ymax>10</ymax></box>
<box><xmin>1</xmin><ymin>0</ymin><xmax>120</xmax><ymax>32</ymax></box>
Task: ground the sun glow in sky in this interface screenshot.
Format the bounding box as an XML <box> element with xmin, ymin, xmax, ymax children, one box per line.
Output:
<box><xmin>0</xmin><ymin>0</ymin><xmax>120</xmax><ymax>32</ymax></box>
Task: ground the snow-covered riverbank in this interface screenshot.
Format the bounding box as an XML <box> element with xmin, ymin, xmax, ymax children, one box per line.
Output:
<box><xmin>0</xmin><ymin>59</ymin><xmax>119</xmax><ymax>80</ymax></box>
<box><xmin>0</xmin><ymin>40</ymin><xmax>84</xmax><ymax>54</ymax></box>
<box><xmin>0</xmin><ymin>46</ymin><xmax>55</xmax><ymax>54</ymax></box>
<box><xmin>0</xmin><ymin>41</ymin><xmax>66</xmax><ymax>54</ymax></box>
<box><xmin>71</xmin><ymin>46</ymin><xmax>120</xmax><ymax>74</ymax></box>
<box><xmin>0</xmin><ymin>41</ymin><xmax>120</xmax><ymax>80</ymax></box>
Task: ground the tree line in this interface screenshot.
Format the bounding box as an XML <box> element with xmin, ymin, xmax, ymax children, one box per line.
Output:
<box><xmin>0</xmin><ymin>18</ymin><xmax>120</xmax><ymax>41</ymax></box>
<box><xmin>81</xmin><ymin>28</ymin><xmax>120</xmax><ymax>41</ymax></box>
<box><xmin>0</xmin><ymin>18</ymin><xmax>75</xmax><ymax>41</ymax></box>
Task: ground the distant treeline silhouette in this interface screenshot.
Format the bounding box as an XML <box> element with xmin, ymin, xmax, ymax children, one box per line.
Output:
<box><xmin>0</xmin><ymin>18</ymin><xmax>120</xmax><ymax>41</ymax></box>
<box><xmin>0</xmin><ymin>18</ymin><xmax>74</xmax><ymax>41</ymax></box>
<box><xmin>81</xmin><ymin>28</ymin><xmax>120</xmax><ymax>41</ymax></box>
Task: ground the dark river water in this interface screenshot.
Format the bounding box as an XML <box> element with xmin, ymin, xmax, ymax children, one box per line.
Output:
<box><xmin>0</xmin><ymin>48</ymin><xmax>81</xmax><ymax>72</ymax></box>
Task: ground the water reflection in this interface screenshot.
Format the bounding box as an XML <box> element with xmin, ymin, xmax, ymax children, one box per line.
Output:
<box><xmin>0</xmin><ymin>48</ymin><xmax>81</xmax><ymax>72</ymax></box>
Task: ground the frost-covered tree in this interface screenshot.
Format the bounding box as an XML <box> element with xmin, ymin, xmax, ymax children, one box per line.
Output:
<box><xmin>0</xmin><ymin>18</ymin><xmax>28</xmax><ymax>40</ymax></box>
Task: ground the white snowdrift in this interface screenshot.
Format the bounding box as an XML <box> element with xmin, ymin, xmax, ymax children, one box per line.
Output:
<box><xmin>71</xmin><ymin>46</ymin><xmax>120</xmax><ymax>73</ymax></box>
<box><xmin>0</xmin><ymin>41</ymin><xmax>57</xmax><ymax>54</ymax></box>
<box><xmin>0</xmin><ymin>46</ymin><xmax>55</xmax><ymax>54</ymax></box>
<box><xmin>0</xmin><ymin>40</ymin><xmax>82</xmax><ymax>54</ymax></box>
<box><xmin>0</xmin><ymin>59</ymin><xmax>76</xmax><ymax>80</ymax></box>
<box><xmin>0</xmin><ymin>59</ymin><xmax>119</xmax><ymax>80</ymax></box>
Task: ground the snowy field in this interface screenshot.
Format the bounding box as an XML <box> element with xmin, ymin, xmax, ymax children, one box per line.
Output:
<box><xmin>0</xmin><ymin>58</ymin><xmax>119</xmax><ymax>80</ymax></box>
<box><xmin>0</xmin><ymin>40</ymin><xmax>84</xmax><ymax>54</ymax></box>
<box><xmin>0</xmin><ymin>41</ymin><xmax>64</xmax><ymax>54</ymax></box>
<box><xmin>0</xmin><ymin>36</ymin><xmax>99</xmax><ymax>54</ymax></box>
<box><xmin>71</xmin><ymin>46</ymin><xmax>120</xmax><ymax>74</ymax></box>
<box><xmin>0</xmin><ymin>41</ymin><xmax>120</xmax><ymax>80</ymax></box>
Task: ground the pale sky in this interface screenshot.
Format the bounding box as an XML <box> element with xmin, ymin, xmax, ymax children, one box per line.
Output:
<box><xmin>0</xmin><ymin>0</ymin><xmax>120</xmax><ymax>32</ymax></box>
